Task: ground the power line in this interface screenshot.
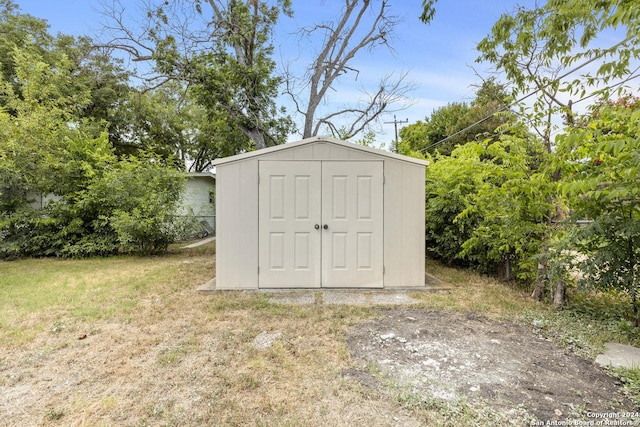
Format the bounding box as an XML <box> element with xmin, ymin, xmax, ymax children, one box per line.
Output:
<box><xmin>572</xmin><ymin>65</ymin><xmax>640</xmax><ymax>106</ymax></box>
<box><xmin>419</xmin><ymin>37</ymin><xmax>633</xmax><ymax>153</ymax></box>
<box><xmin>459</xmin><ymin>68</ymin><xmax>640</xmax><ymax>146</ymax></box>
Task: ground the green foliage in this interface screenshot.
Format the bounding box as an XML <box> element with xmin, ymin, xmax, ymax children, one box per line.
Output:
<box><xmin>0</xmin><ymin>157</ymin><xmax>186</xmax><ymax>259</ymax></box>
<box><xmin>400</xmin><ymin>102</ymin><xmax>470</xmax><ymax>155</ymax></box>
<box><xmin>567</xmin><ymin>289</ymin><xmax>640</xmax><ymax>343</ymax></box>
<box><xmin>478</xmin><ymin>0</ymin><xmax>640</xmax><ymax>95</ymax></box>
<box><xmin>44</xmin><ymin>407</ymin><xmax>65</xmax><ymax>421</ymax></box>
<box><xmin>419</xmin><ymin>0</ymin><xmax>438</xmax><ymax>24</ymax></box>
<box><xmin>555</xmin><ymin>99</ymin><xmax>640</xmax><ymax>320</ymax></box>
<box><xmin>0</xmin><ymin>0</ymin><xmax>53</xmax><ymax>100</ymax></box>
<box><xmin>92</xmin><ymin>158</ymin><xmax>185</xmax><ymax>255</ymax></box>
<box><xmin>170</xmin><ymin>212</ymin><xmax>209</xmax><ymax>241</ymax></box>
<box><xmin>69</xmin><ymin>39</ymin><xmax>133</xmax><ymax>156</ymax></box>
<box><xmin>400</xmin><ymin>79</ymin><xmax>520</xmax><ymax>156</ymax></box>
<box><xmin>125</xmin><ymin>84</ymin><xmax>240</xmax><ymax>171</ymax></box>
<box><xmin>425</xmin><ymin>136</ymin><xmax>553</xmax><ymax>281</ymax></box>
<box><xmin>0</xmin><ymin>27</ymin><xmax>187</xmax><ymax>258</ymax></box>
<box><xmin>0</xmin><ymin>162</ymin><xmax>28</xmax><ymax>214</ymax></box>
<box><xmin>477</xmin><ymin>0</ymin><xmax>640</xmax><ymax>146</ymax></box>
<box><xmin>611</xmin><ymin>367</ymin><xmax>640</xmax><ymax>407</ymax></box>
<box><xmin>144</xmin><ymin>0</ymin><xmax>294</xmax><ymax>150</ymax></box>
<box><xmin>471</xmin><ymin>0</ymin><xmax>640</xmax><ymax>316</ymax></box>
<box><xmin>394</xmin><ymin>138</ymin><xmax>428</xmax><ymax>161</ymax></box>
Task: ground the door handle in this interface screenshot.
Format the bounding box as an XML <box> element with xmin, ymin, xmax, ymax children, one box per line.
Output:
<box><xmin>314</xmin><ymin>224</ymin><xmax>320</xmax><ymax>230</ymax></box>
<box><xmin>323</xmin><ymin>224</ymin><xmax>328</xmax><ymax>230</ymax></box>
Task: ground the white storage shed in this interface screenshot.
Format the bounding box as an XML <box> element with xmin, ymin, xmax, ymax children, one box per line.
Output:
<box><xmin>212</xmin><ymin>136</ymin><xmax>427</xmax><ymax>290</ymax></box>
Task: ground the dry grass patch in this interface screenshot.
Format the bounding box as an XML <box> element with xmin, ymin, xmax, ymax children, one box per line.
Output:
<box><xmin>415</xmin><ymin>258</ymin><xmax>546</xmax><ymax>320</ymax></box>
<box><xmin>2</xmin><ymin>249</ymin><xmax>635</xmax><ymax>426</ymax></box>
<box><xmin>0</xmin><ymin>243</ymin><xmax>429</xmax><ymax>426</ymax></box>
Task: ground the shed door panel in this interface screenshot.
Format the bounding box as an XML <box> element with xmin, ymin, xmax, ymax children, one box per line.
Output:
<box><xmin>322</xmin><ymin>161</ymin><xmax>383</xmax><ymax>288</ymax></box>
<box><xmin>259</xmin><ymin>161</ymin><xmax>321</xmax><ymax>288</ymax></box>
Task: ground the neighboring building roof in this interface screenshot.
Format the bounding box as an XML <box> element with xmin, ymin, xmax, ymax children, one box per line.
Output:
<box><xmin>186</xmin><ymin>172</ymin><xmax>216</xmax><ymax>182</ymax></box>
<box><xmin>211</xmin><ymin>136</ymin><xmax>429</xmax><ymax>167</ymax></box>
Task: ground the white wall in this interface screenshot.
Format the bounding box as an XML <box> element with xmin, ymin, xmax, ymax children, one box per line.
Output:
<box><xmin>182</xmin><ymin>177</ymin><xmax>216</xmax><ymax>231</ymax></box>
<box><xmin>27</xmin><ymin>192</ymin><xmax>61</xmax><ymax>210</ymax></box>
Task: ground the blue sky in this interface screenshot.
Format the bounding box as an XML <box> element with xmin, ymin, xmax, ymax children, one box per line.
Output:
<box><xmin>17</xmin><ymin>0</ymin><xmax>539</xmax><ymax>142</ymax></box>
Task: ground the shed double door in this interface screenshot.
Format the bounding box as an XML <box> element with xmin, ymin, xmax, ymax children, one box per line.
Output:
<box><xmin>258</xmin><ymin>161</ymin><xmax>383</xmax><ymax>288</ymax></box>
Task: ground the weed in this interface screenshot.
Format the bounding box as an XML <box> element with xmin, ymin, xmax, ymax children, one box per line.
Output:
<box><xmin>44</xmin><ymin>407</ymin><xmax>65</xmax><ymax>421</ymax></box>
<box><xmin>102</xmin><ymin>396</ymin><xmax>118</xmax><ymax>410</ymax></box>
<box><xmin>395</xmin><ymin>390</ymin><xmax>521</xmax><ymax>426</ymax></box>
<box><xmin>237</xmin><ymin>372</ymin><xmax>261</xmax><ymax>390</ymax></box>
<box><xmin>610</xmin><ymin>367</ymin><xmax>640</xmax><ymax>407</ymax></box>
<box><xmin>157</xmin><ymin>337</ymin><xmax>199</xmax><ymax>366</ymax></box>
<box><xmin>51</xmin><ymin>321</ymin><xmax>65</xmax><ymax>333</ymax></box>
<box><xmin>365</xmin><ymin>360</ymin><xmax>381</xmax><ymax>376</ymax></box>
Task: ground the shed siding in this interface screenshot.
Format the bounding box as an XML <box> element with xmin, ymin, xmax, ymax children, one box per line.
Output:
<box><xmin>216</xmin><ymin>159</ymin><xmax>259</xmax><ymax>289</ymax></box>
<box><xmin>382</xmin><ymin>160</ymin><xmax>403</xmax><ymax>287</ymax></box>
<box><xmin>266</xmin><ymin>149</ymin><xmax>294</xmax><ymax>160</ymax></box>
<box><xmin>346</xmin><ymin>149</ymin><xmax>376</xmax><ymax>160</ymax></box>
<box><xmin>382</xmin><ymin>160</ymin><xmax>425</xmax><ymax>288</ymax></box>
<box><xmin>293</xmin><ymin>145</ymin><xmax>313</xmax><ymax>159</ymax></box>
<box><xmin>401</xmin><ymin>163</ymin><xmax>426</xmax><ymax>287</ymax></box>
<box><xmin>261</xmin><ymin>142</ymin><xmax>381</xmax><ymax>162</ymax></box>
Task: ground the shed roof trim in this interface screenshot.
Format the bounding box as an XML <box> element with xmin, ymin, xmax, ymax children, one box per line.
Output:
<box><xmin>211</xmin><ymin>136</ymin><xmax>429</xmax><ymax>166</ymax></box>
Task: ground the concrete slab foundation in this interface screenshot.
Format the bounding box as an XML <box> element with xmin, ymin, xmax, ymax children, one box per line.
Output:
<box><xmin>595</xmin><ymin>342</ymin><xmax>640</xmax><ymax>369</ymax></box>
<box><xmin>196</xmin><ymin>273</ymin><xmax>451</xmax><ymax>305</ymax></box>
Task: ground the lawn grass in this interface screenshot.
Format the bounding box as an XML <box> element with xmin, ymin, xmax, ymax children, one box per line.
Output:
<box><xmin>0</xmin><ymin>248</ymin><xmax>214</xmax><ymax>348</ymax></box>
<box><xmin>1</xmin><ymin>245</ymin><xmax>638</xmax><ymax>425</ymax></box>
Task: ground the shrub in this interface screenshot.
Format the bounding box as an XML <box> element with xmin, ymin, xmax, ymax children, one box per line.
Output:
<box><xmin>0</xmin><ymin>156</ymin><xmax>185</xmax><ymax>258</ymax></box>
<box><xmin>425</xmin><ymin>137</ymin><xmax>552</xmax><ymax>281</ymax></box>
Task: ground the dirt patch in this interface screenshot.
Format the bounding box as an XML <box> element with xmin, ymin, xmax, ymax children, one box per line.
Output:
<box><xmin>346</xmin><ymin>309</ymin><xmax>636</xmax><ymax>423</ymax></box>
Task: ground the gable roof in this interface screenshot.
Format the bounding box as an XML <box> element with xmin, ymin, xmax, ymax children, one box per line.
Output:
<box><xmin>211</xmin><ymin>136</ymin><xmax>429</xmax><ymax>167</ymax></box>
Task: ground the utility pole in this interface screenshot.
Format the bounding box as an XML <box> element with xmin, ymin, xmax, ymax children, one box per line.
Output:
<box><xmin>384</xmin><ymin>115</ymin><xmax>408</xmax><ymax>152</ymax></box>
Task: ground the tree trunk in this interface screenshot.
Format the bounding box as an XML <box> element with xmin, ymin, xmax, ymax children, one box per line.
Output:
<box><xmin>632</xmin><ymin>291</ymin><xmax>639</xmax><ymax>327</ymax></box>
<box><xmin>552</xmin><ymin>279</ymin><xmax>565</xmax><ymax>306</ymax></box>
<box><xmin>240</xmin><ymin>125</ymin><xmax>266</xmax><ymax>150</ymax></box>
<box><xmin>504</xmin><ymin>257</ymin><xmax>513</xmax><ymax>281</ymax></box>
<box><xmin>531</xmin><ymin>262</ymin><xmax>547</xmax><ymax>301</ymax></box>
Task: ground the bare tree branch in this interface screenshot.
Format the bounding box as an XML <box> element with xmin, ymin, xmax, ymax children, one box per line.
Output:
<box><xmin>312</xmin><ymin>72</ymin><xmax>416</xmax><ymax>139</ymax></box>
<box><xmin>285</xmin><ymin>0</ymin><xmax>406</xmax><ymax>139</ymax></box>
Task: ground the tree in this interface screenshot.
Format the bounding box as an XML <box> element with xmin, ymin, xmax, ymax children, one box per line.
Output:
<box><xmin>477</xmin><ymin>0</ymin><xmax>640</xmax><ymax>152</ymax></box>
<box><xmin>124</xmin><ymin>83</ymin><xmax>250</xmax><ymax>171</ymax></box>
<box><xmin>100</xmin><ymin>0</ymin><xmax>294</xmax><ymax>150</ymax></box>
<box><xmin>0</xmin><ymin>0</ymin><xmax>53</xmax><ymax>101</ymax></box>
<box><xmin>284</xmin><ymin>0</ymin><xmax>436</xmax><ymax>140</ymax></box>
<box><xmin>68</xmin><ymin>39</ymin><xmax>133</xmax><ymax>156</ymax></box>
<box><xmin>0</xmin><ymin>34</ymin><xmax>187</xmax><ymax>258</ymax></box>
<box><xmin>400</xmin><ymin>102</ymin><xmax>469</xmax><ymax>156</ymax></box>
<box><xmin>0</xmin><ymin>1</ymin><xmax>141</xmax><ymax>158</ymax></box>
<box><xmin>90</xmin><ymin>156</ymin><xmax>185</xmax><ymax>255</ymax></box>
<box><xmin>555</xmin><ymin>96</ymin><xmax>640</xmax><ymax>323</ymax></box>
<box><xmin>476</xmin><ymin>0</ymin><xmax>640</xmax><ymax>304</ymax></box>
<box><xmin>400</xmin><ymin>78</ymin><xmax>519</xmax><ymax>156</ymax></box>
